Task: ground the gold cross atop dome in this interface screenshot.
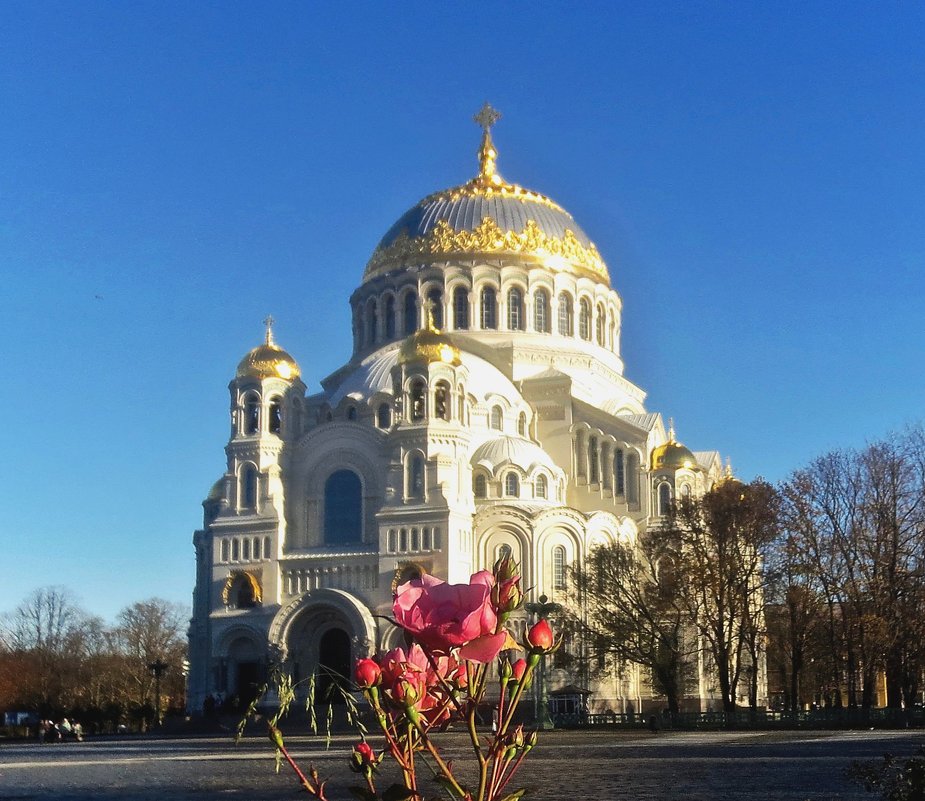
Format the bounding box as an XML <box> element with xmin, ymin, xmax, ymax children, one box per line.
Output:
<box><xmin>263</xmin><ymin>314</ymin><xmax>275</xmax><ymax>345</ymax></box>
<box><xmin>473</xmin><ymin>102</ymin><xmax>502</xmax><ymax>133</ymax></box>
<box><xmin>473</xmin><ymin>102</ymin><xmax>503</xmax><ymax>186</ymax></box>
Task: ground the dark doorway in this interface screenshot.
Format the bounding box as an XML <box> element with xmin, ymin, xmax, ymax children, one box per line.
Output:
<box><xmin>316</xmin><ymin>628</ymin><xmax>351</xmax><ymax>703</ymax></box>
<box><xmin>236</xmin><ymin>661</ymin><xmax>262</xmax><ymax>710</ymax></box>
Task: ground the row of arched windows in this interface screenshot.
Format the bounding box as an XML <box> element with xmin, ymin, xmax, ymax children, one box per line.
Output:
<box><xmin>354</xmin><ymin>285</ymin><xmax>619</xmax><ymax>352</ymax></box>
<box><xmin>219</xmin><ymin>535</ymin><xmax>272</xmax><ymax>563</ymax></box>
<box><xmin>284</xmin><ymin>564</ymin><xmax>378</xmax><ymax>595</ymax></box>
<box><xmin>573</xmin><ymin>432</ymin><xmax>640</xmax><ymax>504</ymax></box>
<box><xmin>473</xmin><ymin>471</ymin><xmax>552</xmax><ymax>500</ymax></box>
<box><xmin>386</xmin><ymin>526</ymin><xmax>442</xmax><ymax>554</ymax></box>
<box><xmin>238</xmin><ymin>392</ymin><xmax>285</xmax><ymax>437</ymax></box>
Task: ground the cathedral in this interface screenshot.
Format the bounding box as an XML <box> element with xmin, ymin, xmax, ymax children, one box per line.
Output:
<box><xmin>187</xmin><ymin>106</ymin><xmax>755</xmax><ymax>716</ymax></box>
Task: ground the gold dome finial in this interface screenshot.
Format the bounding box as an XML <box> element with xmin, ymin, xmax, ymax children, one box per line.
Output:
<box><xmin>668</xmin><ymin>417</ymin><xmax>676</xmax><ymax>442</ymax></box>
<box><xmin>473</xmin><ymin>102</ymin><xmax>503</xmax><ymax>187</ymax></box>
<box><xmin>724</xmin><ymin>458</ymin><xmax>735</xmax><ymax>480</ymax></box>
<box><xmin>263</xmin><ymin>314</ymin><xmax>276</xmax><ymax>346</ymax></box>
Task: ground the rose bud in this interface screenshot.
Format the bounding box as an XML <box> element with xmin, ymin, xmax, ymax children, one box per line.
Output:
<box><xmin>355</xmin><ymin>658</ymin><xmax>381</xmax><ymax>688</ymax></box>
<box><xmin>511</xmin><ymin>658</ymin><xmax>527</xmax><ymax>682</ymax></box>
<box><xmin>527</xmin><ymin>619</ymin><xmax>553</xmax><ymax>651</ymax></box>
<box><xmin>493</xmin><ymin>553</ymin><xmax>519</xmax><ymax>582</ymax></box>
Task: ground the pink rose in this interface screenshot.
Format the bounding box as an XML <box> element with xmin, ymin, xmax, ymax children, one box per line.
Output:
<box><xmin>394</xmin><ymin>572</ymin><xmax>499</xmax><ymax>657</ymax></box>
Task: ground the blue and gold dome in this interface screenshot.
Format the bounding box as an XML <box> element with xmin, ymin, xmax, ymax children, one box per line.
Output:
<box><xmin>364</xmin><ymin>104</ymin><xmax>610</xmax><ymax>285</ymax></box>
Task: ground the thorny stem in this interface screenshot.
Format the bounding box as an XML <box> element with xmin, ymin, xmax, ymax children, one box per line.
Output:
<box><xmin>268</xmin><ymin>723</ymin><xmax>329</xmax><ymax>800</ymax></box>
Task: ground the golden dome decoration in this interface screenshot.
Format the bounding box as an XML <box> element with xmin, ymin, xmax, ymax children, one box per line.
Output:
<box><xmin>206</xmin><ymin>478</ymin><xmax>224</xmax><ymax>502</ymax></box>
<box><xmin>398</xmin><ymin>305</ymin><xmax>461</xmax><ymax>367</ymax></box>
<box><xmin>237</xmin><ymin>316</ymin><xmax>301</xmax><ymax>381</ymax></box>
<box><xmin>650</xmin><ymin>420</ymin><xmax>699</xmax><ymax>472</ymax></box>
<box><xmin>364</xmin><ymin>104</ymin><xmax>610</xmax><ymax>285</ymax></box>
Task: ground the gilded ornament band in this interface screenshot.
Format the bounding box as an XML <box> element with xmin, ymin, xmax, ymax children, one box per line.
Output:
<box><xmin>365</xmin><ymin>216</ymin><xmax>609</xmax><ymax>283</ymax></box>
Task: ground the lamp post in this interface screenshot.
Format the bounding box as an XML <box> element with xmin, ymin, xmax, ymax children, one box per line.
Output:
<box><xmin>148</xmin><ymin>659</ymin><xmax>169</xmax><ymax>727</ymax></box>
<box><xmin>524</xmin><ymin>593</ymin><xmax>561</xmax><ymax>730</ymax></box>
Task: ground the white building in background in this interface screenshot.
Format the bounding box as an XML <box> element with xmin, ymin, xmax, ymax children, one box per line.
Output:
<box><xmin>187</xmin><ymin>106</ymin><xmax>763</xmax><ymax>716</ymax></box>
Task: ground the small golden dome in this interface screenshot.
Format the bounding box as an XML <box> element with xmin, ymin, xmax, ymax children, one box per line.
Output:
<box><xmin>651</xmin><ymin>421</ymin><xmax>698</xmax><ymax>472</ymax></box>
<box><xmin>398</xmin><ymin>308</ymin><xmax>461</xmax><ymax>367</ymax></box>
<box><xmin>237</xmin><ymin>316</ymin><xmax>301</xmax><ymax>381</ymax></box>
<box><xmin>206</xmin><ymin>478</ymin><xmax>224</xmax><ymax>502</ymax></box>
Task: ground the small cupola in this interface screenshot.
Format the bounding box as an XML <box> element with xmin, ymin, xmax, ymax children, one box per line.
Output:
<box><xmin>237</xmin><ymin>316</ymin><xmax>301</xmax><ymax>381</ymax></box>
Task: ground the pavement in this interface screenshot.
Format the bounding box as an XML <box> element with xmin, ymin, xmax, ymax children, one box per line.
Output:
<box><xmin>0</xmin><ymin>728</ymin><xmax>922</xmax><ymax>800</ymax></box>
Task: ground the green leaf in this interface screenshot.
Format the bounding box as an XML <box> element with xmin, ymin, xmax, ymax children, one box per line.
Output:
<box><xmin>382</xmin><ymin>783</ymin><xmax>416</xmax><ymax>801</ymax></box>
<box><xmin>497</xmin><ymin>790</ymin><xmax>527</xmax><ymax>801</ymax></box>
<box><xmin>348</xmin><ymin>786</ymin><xmax>378</xmax><ymax>801</ymax></box>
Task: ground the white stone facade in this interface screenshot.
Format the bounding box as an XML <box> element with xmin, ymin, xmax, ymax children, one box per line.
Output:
<box><xmin>187</xmin><ymin>118</ymin><xmax>765</xmax><ymax>716</ymax></box>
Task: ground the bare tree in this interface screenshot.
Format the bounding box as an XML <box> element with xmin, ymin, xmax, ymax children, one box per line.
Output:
<box><xmin>658</xmin><ymin>479</ymin><xmax>779</xmax><ymax>718</ymax></box>
<box><xmin>567</xmin><ymin>532</ymin><xmax>692</xmax><ymax>716</ymax></box>
<box><xmin>112</xmin><ymin>598</ymin><xmax>189</xmax><ymax>720</ymax></box>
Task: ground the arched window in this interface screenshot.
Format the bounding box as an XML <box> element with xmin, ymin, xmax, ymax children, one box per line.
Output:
<box><xmin>458</xmin><ymin>387</ymin><xmax>466</xmax><ymax>423</ymax></box>
<box><xmin>236</xmin><ymin>576</ymin><xmax>257</xmax><ymax>608</ymax></box>
<box><xmin>507</xmin><ymin>287</ymin><xmax>524</xmax><ymax>330</ymax></box>
<box><xmin>244</xmin><ymin>394</ymin><xmax>260</xmax><ymax>435</ymax></box>
<box><xmin>490</xmin><ymin>405</ymin><xmax>503</xmax><ymax>431</ymax></box>
<box><xmin>658</xmin><ymin>483</ymin><xmax>672</xmax><ymax>516</ymax></box>
<box><xmin>579</xmin><ymin>298</ymin><xmax>591</xmax><ymax>340</ymax></box>
<box><xmin>609</xmin><ymin>320</ymin><xmax>615</xmax><ymax>351</ymax></box>
<box><xmin>399</xmin><ymin>529</ymin><xmax>408</xmax><ymax>551</ymax></box>
<box><xmin>553</xmin><ymin>545</ymin><xmax>567</xmax><ymax>590</ymax></box>
<box><xmin>504</xmin><ymin>472</ymin><xmax>520</xmax><ymax>497</ymax></box>
<box><xmin>615</xmin><ymin>449</ymin><xmax>625</xmax><ymax>495</ymax></box>
<box><xmin>681</xmin><ymin>483</ymin><xmax>691</xmax><ymax>498</ymax></box>
<box><xmin>534</xmin><ymin>290</ymin><xmax>550</xmax><ymax>333</ymax></box>
<box><xmin>403</xmin><ymin>291</ymin><xmax>418</xmax><ymax>335</ymax></box>
<box><xmin>422</xmin><ymin>528</ymin><xmax>432</xmax><ymax>550</ymax></box>
<box><xmin>557</xmin><ymin>292</ymin><xmax>573</xmax><ymax>336</ymax></box>
<box><xmin>434</xmin><ymin>381</ymin><xmax>450</xmax><ymax>421</ymax></box>
<box><xmin>252</xmin><ymin>536</ymin><xmax>260</xmax><ymax>559</ymax></box>
<box><xmin>241</xmin><ymin>465</ymin><xmax>258</xmax><ymax>509</ymax></box>
<box><xmin>427</xmin><ymin>288</ymin><xmax>443</xmax><ymax>329</ymax></box>
<box><xmin>410</xmin><ymin>379</ymin><xmax>426</xmax><ymax>421</ymax></box>
<box><xmin>242</xmin><ymin>538</ymin><xmax>251</xmax><ymax>560</ymax></box>
<box><xmin>377</xmin><ymin>402</ymin><xmax>391</xmax><ymax>429</ymax></box>
<box><xmin>517</xmin><ymin>411</ymin><xmax>527</xmax><ymax>437</ymax></box>
<box><xmin>574</xmin><ymin>430</ymin><xmax>586</xmax><ymax>480</ymax></box>
<box><xmin>323</xmin><ymin>470</ymin><xmax>363</xmax><ymax>544</ymax></box>
<box><xmin>473</xmin><ymin>473</ymin><xmax>487</xmax><ymax>498</ymax></box>
<box><xmin>498</xmin><ymin>543</ymin><xmax>513</xmax><ymax>561</ymax></box>
<box><xmin>480</xmin><ymin>287</ymin><xmax>497</xmax><ymax>329</ymax></box>
<box><xmin>387</xmin><ymin>529</ymin><xmax>396</xmax><ymax>552</ymax></box>
<box><xmin>596</xmin><ymin>303</ymin><xmax>606</xmax><ymax>345</ymax></box>
<box><xmin>589</xmin><ymin>436</ymin><xmax>599</xmax><ymax>483</ymax></box>
<box><xmin>454</xmin><ymin>287</ymin><xmax>469</xmax><ymax>330</ymax></box>
<box><xmin>268</xmin><ymin>397</ymin><xmax>282</xmax><ymax>434</ymax></box>
<box><xmin>385</xmin><ymin>295</ymin><xmax>396</xmax><ymax>339</ymax></box>
<box><xmin>221</xmin><ymin>539</ymin><xmax>230</xmax><ymax>562</ymax></box>
<box><xmin>411</xmin><ymin>528</ymin><xmax>420</xmax><ymax>551</ymax></box>
<box><xmin>535</xmin><ymin>474</ymin><xmax>548</xmax><ymax>499</ymax></box>
<box><xmin>263</xmin><ymin>536</ymin><xmax>271</xmax><ymax>558</ymax></box>
<box><xmin>231</xmin><ymin>538</ymin><xmax>240</xmax><ymax>561</ymax></box>
<box><xmin>408</xmin><ymin>454</ymin><xmax>425</xmax><ymax>499</ymax></box>
<box><xmin>347</xmin><ymin>406</ymin><xmax>358</xmax><ymax>421</ymax></box>
<box><xmin>626</xmin><ymin>452</ymin><xmax>639</xmax><ymax>504</ymax></box>
<box><xmin>366</xmin><ymin>298</ymin><xmax>378</xmax><ymax>345</ymax></box>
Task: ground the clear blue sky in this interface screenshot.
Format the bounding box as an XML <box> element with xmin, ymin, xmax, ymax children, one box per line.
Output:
<box><xmin>1</xmin><ymin>2</ymin><xmax>922</xmax><ymax>622</ymax></box>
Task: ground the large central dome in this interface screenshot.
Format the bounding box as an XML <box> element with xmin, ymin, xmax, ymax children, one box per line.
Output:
<box><xmin>364</xmin><ymin>105</ymin><xmax>610</xmax><ymax>285</ymax></box>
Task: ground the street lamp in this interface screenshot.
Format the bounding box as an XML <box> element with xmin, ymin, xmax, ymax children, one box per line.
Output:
<box><xmin>524</xmin><ymin>593</ymin><xmax>561</xmax><ymax>730</ymax></box>
<box><xmin>148</xmin><ymin>659</ymin><xmax>169</xmax><ymax>727</ymax></box>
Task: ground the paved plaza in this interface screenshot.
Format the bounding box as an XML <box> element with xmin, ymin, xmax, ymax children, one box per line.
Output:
<box><xmin>0</xmin><ymin>729</ymin><xmax>922</xmax><ymax>800</ymax></box>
